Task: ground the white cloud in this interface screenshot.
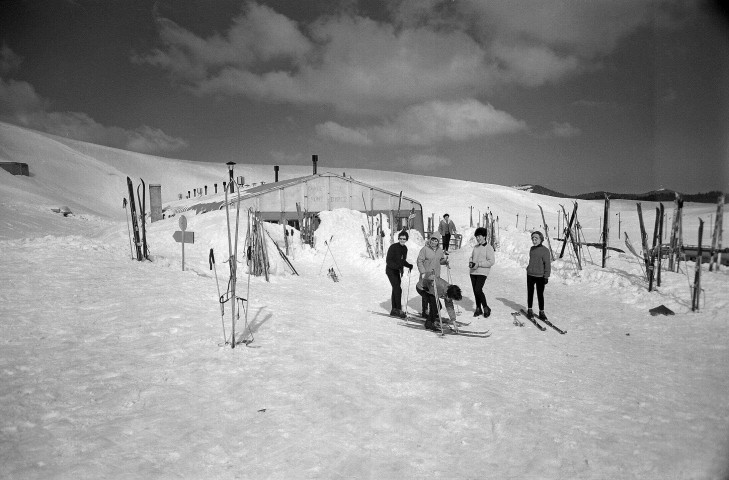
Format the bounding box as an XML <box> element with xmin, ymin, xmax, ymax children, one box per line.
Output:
<box><xmin>318</xmin><ymin>99</ymin><xmax>526</xmax><ymax>146</ymax></box>
<box><xmin>0</xmin><ymin>43</ymin><xmax>22</xmax><ymax>75</ymax></box>
<box><xmin>0</xmin><ymin>77</ymin><xmax>187</xmax><ymax>154</ymax></box>
<box><xmin>550</xmin><ymin>121</ymin><xmax>581</xmax><ymax>138</ymax></box>
<box><xmin>136</xmin><ymin>1</ymin><xmax>666</xmax><ymax>116</ymax></box>
<box><xmin>463</xmin><ymin>0</ymin><xmax>655</xmax><ymax>57</ymax></box>
<box><xmin>315</xmin><ymin>122</ymin><xmax>372</xmax><ymax>146</ymax></box>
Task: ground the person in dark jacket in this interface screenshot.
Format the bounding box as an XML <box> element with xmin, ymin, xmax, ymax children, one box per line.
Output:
<box><xmin>526</xmin><ymin>230</ymin><xmax>551</xmax><ymax>320</ymax></box>
<box><xmin>386</xmin><ymin>230</ymin><xmax>414</xmax><ymax>318</ymax></box>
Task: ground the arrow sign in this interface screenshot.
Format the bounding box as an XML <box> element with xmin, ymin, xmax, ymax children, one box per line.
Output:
<box><xmin>173</xmin><ymin>231</ymin><xmax>195</xmax><ymax>243</ymax></box>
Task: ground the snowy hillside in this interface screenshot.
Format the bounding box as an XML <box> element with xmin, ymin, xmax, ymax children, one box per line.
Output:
<box><xmin>1</xmin><ymin>121</ymin><xmax>728</xmax><ymax>479</ymax></box>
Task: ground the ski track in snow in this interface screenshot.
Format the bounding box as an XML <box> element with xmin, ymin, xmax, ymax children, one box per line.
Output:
<box><xmin>1</xmin><ymin>211</ymin><xmax>728</xmax><ymax>480</ymax></box>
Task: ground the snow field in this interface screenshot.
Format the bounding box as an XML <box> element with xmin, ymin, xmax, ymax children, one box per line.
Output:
<box><xmin>1</xmin><ymin>121</ymin><xmax>728</xmax><ymax>479</ymax></box>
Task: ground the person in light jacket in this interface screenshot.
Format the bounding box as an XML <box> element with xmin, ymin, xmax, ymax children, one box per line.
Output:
<box><xmin>526</xmin><ymin>230</ymin><xmax>551</xmax><ymax>320</ymax></box>
<box><xmin>469</xmin><ymin>227</ymin><xmax>496</xmax><ymax>318</ymax></box>
<box><xmin>416</xmin><ymin>233</ymin><xmax>448</xmax><ymax>317</ymax></box>
<box><xmin>438</xmin><ymin>214</ymin><xmax>457</xmax><ymax>252</ymax></box>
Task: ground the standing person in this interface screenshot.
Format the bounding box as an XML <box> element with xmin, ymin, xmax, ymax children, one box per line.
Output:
<box><xmin>469</xmin><ymin>226</ymin><xmax>496</xmax><ymax>318</ymax></box>
<box><xmin>416</xmin><ymin>233</ymin><xmax>448</xmax><ymax>317</ymax></box>
<box><xmin>416</xmin><ymin>274</ymin><xmax>463</xmax><ymax>331</ymax></box>
<box><xmin>438</xmin><ymin>214</ymin><xmax>457</xmax><ymax>252</ymax></box>
<box><xmin>526</xmin><ymin>231</ymin><xmax>551</xmax><ymax>320</ymax></box>
<box><xmin>386</xmin><ymin>230</ymin><xmax>413</xmax><ymax>318</ymax></box>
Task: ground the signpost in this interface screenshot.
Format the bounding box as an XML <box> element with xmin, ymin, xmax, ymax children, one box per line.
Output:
<box><xmin>174</xmin><ymin>215</ymin><xmax>195</xmax><ymax>270</ymax></box>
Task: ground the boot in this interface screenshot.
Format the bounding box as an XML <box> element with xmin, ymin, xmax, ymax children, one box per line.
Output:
<box><xmin>526</xmin><ymin>308</ymin><xmax>534</xmax><ymax>319</ymax></box>
<box><xmin>390</xmin><ymin>309</ymin><xmax>402</xmax><ymax>318</ymax></box>
<box><xmin>399</xmin><ymin>309</ymin><xmax>407</xmax><ymax>319</ymax></box>
<box><xmin>538</xmin><ymin>310</ymin><xmax>547</xmax><ymax>321</ymax></box>
<box><xmin>424</xmin><ymin>320</ymin><xmax>439</xmax><ymax>331</ymax></box>
<box><xmin>483</xmin><ymin>306</ymin><xmax>491</xmax><ymax>318</ymax></box>
<box><xmin>473</xmin><ymin>308</ymin><xmax>483</xmax><ymax>317</ymax></box>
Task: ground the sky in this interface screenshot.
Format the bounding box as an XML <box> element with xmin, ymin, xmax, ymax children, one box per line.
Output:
<box><xmin>1</xmin><ymin>0</ymin><xmax>728</xmax><ymax>195</ymax></box>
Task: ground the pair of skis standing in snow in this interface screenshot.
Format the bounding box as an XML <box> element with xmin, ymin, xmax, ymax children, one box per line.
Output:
<box><xmin>385</xmin><ymin>226</ymin><xmax>563</xmax><ymax>335</ymax></box>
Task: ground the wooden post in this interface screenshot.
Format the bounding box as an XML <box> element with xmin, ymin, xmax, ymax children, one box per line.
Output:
<box><xmin>668</xmin><ymin>194</ymin><xmax>682</xmax><ymax>271</ymax></box>
<box><xmin>601</xmin><ymin>194</ymin><xmax>610</xmax><ymax>268</ymax></box>
<box><xmin>709</xmin><ymin>194</ymin><xmax>724</xmax><ymax>271</ymax></box>
<box><xmin>656</xmin><ymin>203</ymin><xmax>664</xmax><ymax>286</ymax></box>
<box><xmin>296</xmin><ymin>202</ymin><xmax>304</xmax><ymax>245</ymax></box>
<box><xmin>648</xmin><ymin>207</ymin><xmax>660</xmax><ymax>292</ymax></box>
<box><xmin>716</xmin><ymin>196</ymin><xmax>724</xmax><ymax>270</ymax></box>
<box><xmin>636</xmin><ymin>203</ymin><xmax>651</xmax><ymax>281</ymax></box>
<box><xmin>692</xmin><ymin>219</ymin><xmax>704</xmax><ymax>311</ymax></box>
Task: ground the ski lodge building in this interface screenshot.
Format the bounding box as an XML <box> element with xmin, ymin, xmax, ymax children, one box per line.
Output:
<box><xmin>183</xmin><ymin>171</ymin><xmax>425</xmax><ymax>236</ymax></box>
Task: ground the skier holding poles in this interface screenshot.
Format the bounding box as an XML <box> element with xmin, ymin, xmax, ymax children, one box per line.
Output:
<box><xmin>416</xmin><ymin>233</ymin><xmax>448</xmax><ymax>318</ymax></box>
<box><xmin>385</xmin><ymin>230</ymin><xmax>413</xmax><ymax>318</ymax></box>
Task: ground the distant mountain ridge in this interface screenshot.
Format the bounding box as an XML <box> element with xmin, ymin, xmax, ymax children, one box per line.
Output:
<box><xmin>514</xmin><ymin>185</ymin><xmax>727</xmax><ymax>203</ymax></box>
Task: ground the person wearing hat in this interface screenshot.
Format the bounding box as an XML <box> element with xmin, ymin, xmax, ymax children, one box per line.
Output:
<box><xmin>385</xmin><ymin>230</ymin><xmax>414</xmax><ymax>318</ymax></box>
<box><xmin>526</xmin><ymin>230</ymin><xmax>551</xmax><ymax>320</ymax></box>
<box><xmin>438</xmin><ymin>214</ymin><xmax>457</xmax><ymax>252</ymax></box>
<box><xmin>416</xmin><ymin>233</ymin><xmax>448</xmax><ymax>317</ymax></box>
<box><xmin>469</xmin><ymin>226</ymin><xmax>496</xmax><ymax>318</ymax></box>
<box><xmin>416</xmin><ymin>274</ymin><xmax>463</xmax><ymax>331</ymax></box>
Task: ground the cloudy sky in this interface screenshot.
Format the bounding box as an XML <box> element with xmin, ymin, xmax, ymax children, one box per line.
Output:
<box><xmin>1</xmin><ymin>0</ymin><xmax>728</xmax><ymax>194</ymax></box>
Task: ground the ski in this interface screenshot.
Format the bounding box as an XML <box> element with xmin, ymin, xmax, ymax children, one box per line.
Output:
<box><xmin>520</xmin><ymin>309</ymin><xmax>546</xmax><ymax>331</ymax></box>
<box><xmin>126</xmin><ymin>177</ymin><xmax>143</xmax><ymax>260</ymax></box>
<box><xmin>445</xmin><ymin>325</ymin><xmax>490</xmax><ymax>336</ymax></box>
<box><xmin>401</xmin><ymin>322</ymin><xmax>490</xmax><ymax>337</ymax></box>
<box><xmin>510</xmin><ymin>311</ymin><xmax>525</xmax><ymax>327</ymax></box>
<box><xmin>537</xmin><ymin>315</ymin><xmax>566</xmax><ymax>334</ymax></box>
<box><xmin>361</xmin><ymin>225</ymin><xmax>375</xmax><ymax>260</ymax></box>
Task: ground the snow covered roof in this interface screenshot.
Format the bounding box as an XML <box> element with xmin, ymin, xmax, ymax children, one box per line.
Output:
<box><xmin>238</xmin><ymin>172</ymin><xmax>421</xmax><ymax>205</ymax></box>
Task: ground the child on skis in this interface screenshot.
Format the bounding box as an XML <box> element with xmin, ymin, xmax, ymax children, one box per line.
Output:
<box><xmin>526</xmin><ymin>230</ymin><xmax>551</xmax><ymax>320</ymax></box>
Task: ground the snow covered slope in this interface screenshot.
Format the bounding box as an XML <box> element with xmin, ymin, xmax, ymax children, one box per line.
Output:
<box><xmin>1</xmin><ymin>121</ymin><xmax>728</xmax><ymax>479</ymax></box>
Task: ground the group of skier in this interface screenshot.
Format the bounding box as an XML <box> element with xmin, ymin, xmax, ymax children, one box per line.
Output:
<box><xmin>385</xmin><ymin>214</ymin><xmax>552</xmax><ymax>331</ymax></box>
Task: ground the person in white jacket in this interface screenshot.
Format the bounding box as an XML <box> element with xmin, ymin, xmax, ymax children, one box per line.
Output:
<box><xmin>469</xmin><ymin>227</ymin><xmax>496</xmax><ymax>318</ymax></box>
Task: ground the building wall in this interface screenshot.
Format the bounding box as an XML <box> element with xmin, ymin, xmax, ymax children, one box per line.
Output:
<box><xmin>0</xmin><ymin>162</ymin><xmax>29</xmax><ymax>176</ymax></box>
<box><xmin>230</xmin><ymin>175</ymin><xmax>424</xmax><ymax>234</ymax></box>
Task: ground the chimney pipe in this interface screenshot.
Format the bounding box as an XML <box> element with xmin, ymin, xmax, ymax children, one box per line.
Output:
<box><xmin>274</xmin><ymin>165</ymin><xmax>279</xmax><ymax>182</ymax></box>
<box><xmin>312</xmin><ymin>154</ymin><xmax>318</xmax><ymax>174</ymax></box>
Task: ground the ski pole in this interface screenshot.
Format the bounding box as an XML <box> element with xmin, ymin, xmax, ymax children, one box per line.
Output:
<box><xmin>404</xmin><ymin>270</ymin><xmax>412</xmax><ymax>321</ymax></box>
<box><xmin>446</xmin><ymin>263</ymin><xmax>461</xmax><ymax>315</ymax></box>
<box><xmin>230</xmin><ymin>184</ymin><xmax>242</xmax><ymax>348</ymax></box>
<box><xmin>123</xmin><ymin>198</ymin><xmax>134</xmax><ymax>260</ymax></box>
<box><xmin>326</xmin><ymin>237</ymin><xmax>343</xmax><ymax>278</ymax></box>
<box><xmin>431</xmin><ymin>269</ymin><xmax>445</xmax><ymax>336</ymax></box>
<box><xmin>209</xmin><ymin>248</ymin><xmax>226</xmax><ymax>343</ymax></box>
<box><xmin>318</xmin><ymin>236</ymin><xmax>332</xmax><ymax>275</ymax></box>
